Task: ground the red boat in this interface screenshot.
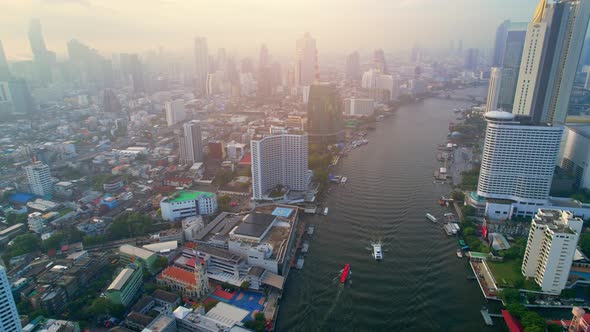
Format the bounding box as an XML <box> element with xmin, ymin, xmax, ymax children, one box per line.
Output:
<box><xmin>340</xmin><ymin>264</ymin><xmax>350</xmax><ymax>283</ymax></box>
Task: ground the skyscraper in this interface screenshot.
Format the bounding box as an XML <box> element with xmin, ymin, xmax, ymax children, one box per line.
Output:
<box><xmin>179</xmin><ymin>121</ymin><xmax>203</xmax><ymax>165</ymax></box>
<box><xmin>0</xmin><ymin>40</ymin><xmax>10</xmax><ymax>80</ymax></box>
<box><xmin>513</xmin><ymin>0</ymin><xmax>590</xmax><ymax>124</ymax></box>
<box><xmin>372</xmin><ymin>49</ymin><xmax>388</xmax><ymax>74</ymax></box>
<box><xmin>103</xmin><ymin>89</ymin><xmax>121</xmax><ymax>113</ymax></box>
<box><xmin>496</xmin><ymin>23</ymin><xmax>527</xmax><ymax>110</ymax></box>
<box><xmin>8</xmin><ymin>79</ymin><xmax>35</xmax><ymax>114</ymax></box>
<box><xmin>165</xmin><ymin>99</ymin><xmax>186</xmax><ymax>127</ymax></box>
<box><xmin>410</xmin><ymin>45</ymin><xmax>421</xmax><ymax>64</ymax></box>
<box><xmin>307</xmin><ymin>84</ymin><xmax>344</xmax><ymax>144</ymax></box>
<box><xmin>25</xmin><ymin>161</ymin><xmax>53</xmax><ymax>198</ymax></box>
<box><xmin>0</xmin><ymin>265</ymin><xmax>20</xmax><ymax>332</ymax></box>
<box><xmin>464</xmin><ymin>48</ymin><xmax>479</xmax><ymax>71</ymax></box>
<box><xmin>194</xmin><ymin>37</ymin><xmax>209</xmax><ymax>96</ymax></box>
<box><xmin>129</xmin><ymin>54</ymin><xmax>145</xmax><ymax>93</ymax></box>
<box><xmin>485</xmin><ymin>67</ymin><xmax>502</xmax><ymax>112</ymax></box>
<box><xmin>295</xmin><ymin>32</ymin><xmax>318</xmax><ymax>86</ymax></box>
<box><xmin>477</xmin><ymin>111</ymin><xmax>562</xmax><ymax>204</ymax></box>
<box><xmin>493</xmin><ymin>20</ymin><xmax>511</xmax><ymax>67</ymax></box>
<box><xmin>259</xmin><ymin>44</ymin><xmax>270</xmax><ymax>70</ymax></box>
<box><xmin>345</xmin><ymin>51</ymin><xmax>361</xmax><ymax>81</ymax></box>
<box><xmin>28</xmin><ymin>19</ymin><xmax>53</xmax><ymax>84</ymax></box>
<box><xmin>251</xmin><ymin>132</ymin><xmax>308</xmax><ymax>200</ymax></box>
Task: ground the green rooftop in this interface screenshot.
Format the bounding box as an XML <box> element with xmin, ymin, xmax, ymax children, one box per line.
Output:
<box><xmin>169</xmin><ymin>191</ymin><xmax>215</xmax><ymax>202</ymax></box>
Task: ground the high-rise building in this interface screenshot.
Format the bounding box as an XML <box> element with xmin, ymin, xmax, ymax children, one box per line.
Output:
<box><xmin>165</xmin><ymin>99</ymin><xmax>186</xmax><ymax>127</ymax></box>
<box><xmin>8</xmin><ymin>79</ymin><xmax>35</xmax><ymax>114</ymax></box>
<box><xmin>372</xmin><ymin>49</ymin><xmax>388</xmax><ymax>74</ymax></box>
<box><xmin>194</xmin><ymin>37</ymin><xmax>209</xmax><ymax>96</ymax></box>
<box><xmin>0</xmin><ymin>81</ymin><xmax>13</xmax><ymax>115</ymax></box>
<box><xmin>477</xmin><ymin>111</ymin><xmax>562</xmax><ymax>204</ymax></box>
<box><xmin>345</xmin><ymin>51</ymin><xmax>361</xmax><ymax>81</ymax></box>
<box><xmin>493</xmin><ymin>20</ymin><xmax>511</xmax><ymax>67</ymax></box>
<box><xmin>307</xmin><ymin>84</ymin><xmax>344</xmax><ymax>144</ymax></box>
<box><xmin>258</xmin><ymin>44</ymin><xmax>270</xmax><ymax>70</ymax></box>
<box><xmin>251</xmin><ymin>132</ymin><xmax>308</xmax><ymax>200</ymax></box>
<box><xmin>179</xmin><ymin>121</ymin><xmax>203</xmax><ymax>165</ymax></box>
<box><xmin>129</xmin><ymin>54</ymin><xmax>145</xmax><ymax>93</ymax></box>
<box><xmin>361</xmin><ymin>69</ymin><xmax>400</xmax><ymax>101</ymax></box>
<box><xmin>295</xmin><ymin>32</ymin><xmax>318</xmax><ymax>86</ymax></box>
<box><xmin>344</xmin><ymin>98</ymin><xmax>375</xmax><ymax>117</ymax></box>
<box><xmin>410</xmin><ymin>45</ymin><xmax>421</xmax><ymax>64</ymax></box>
<box><xmin>464</xmin><ymin>48</ymin><xmax>479</xmax><ymax>71</ymax></box>
<box><xmin>28</xmin><ymin>19</ymin><xmax>53</xmax><ymax>85</ymax></box>
<box><xmin>521</xmin><ymin>209</ymin><xmax>583</xmax><ymax>294</ymax></box>
<box><xmin>103</xmin><ymin>89</ymin><xmax>121</xmax><ymax>113</ymax></box>
<box><xmin>485</xmin><ymin>67</ymin><xmax>502</xmax><ymax>112</ymax></box>
<box><xmin>25</xmin><ymin>161</ymin><xmax>53</xmax><ymax>198</ymax></box>
<box><xmin>513</xmin><ymin>0</ymin><xmax>590</xmax><ymax>124</ymax></box>
<box><xmin>0</xmin><ymin>40</ymin><xmax>10</xmax><ymax>80</ymax></box>
<box><xmin>0</xmin><ymin>265</ymin><xmax>20</xmax><ymax>332</ymax></box>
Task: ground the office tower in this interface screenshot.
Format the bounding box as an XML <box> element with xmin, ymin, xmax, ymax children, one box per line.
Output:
<box><xmin>259</xmin><ymin>44</ymin><xmax>270</xmax><ymax>70</ymax></box>
<box><xmin>521</xmin><ymin>209</ymin><xmax>583</xmax><ymax>294</ymax></box>
<box><xmin>67</xmin><ymin>39</ymin><xmax>106</xmax><ymax>87</ymax></box>
<box><xmin>129</xmin><ymin>54</ymin><xmax>145</xmax><ymax>93</ymax></box>
<box><xmin>0</xmin><ymin>40</ymin><xmax>10</xmax><ymax>80</ymax></box>
<box><xmin>485</xmin><ymin>67</ymin><xmax>502</xmax><ymax>112</ymax></box>
<box><xmin>464</xmin><ymin>48</ymin><xmax>478</xmax><ymax>71</ymax></box>
<box><xmin>103</xmin><ymin>89</ymin><xmax>121</xmax><ymax>113</ymax></box>
<box><xmin>194</xmin><ymin>37</ymin><xmax>209</xmax><ymax>96</ymax></box>
<box><xmin>8</xmin><ymin>79</ymin><xmax>35</xmax><ymax>114</ymax></box>
<box><xmin>28</xmin><ymin>19</ymin><xmax>53</xmax><ymax>84</ymax></box>
<box><xmin>581</xmin><ymin>37</ymin><xmax>590</xmax><ymax>68</ymax></box>
<box><xmin>165</xmin><ymin>99</ymin><xmax>186</xmax><ymax>127</ymax></box>
<box><xmin>585</xmin><ymin>69</ymin><xmax>590</xmax><ymax>90</ymax></box>
<box><xmin>345</xmin><ymin>51</ymin><xmax>361</xmax><ymax>81</ymax></box>
<box><xmin>496</xmin><ymin>23</ymin><xmax>527</xmax><ymax>110</ymax></box>
<box><xmin>559</xmin><ymin>125</ymin><xmax>590</xmax><ymax>190</ymax></box>
<box><xmin>307</xmin><ymin>83</ymin><xmax>344</xmax><ymax>144</ymax></box>
<box><xmin>257</xmin><ymin>65</ymin><xmax>273</xmax><ymax>99</ymax></box>
<box><xmin>372</xmin><ymin>49</ymin><xmax>388</xmax><ymax>74</ymax></box>
<box><xmin>513</xmin><ymin>0</ymin><xmax>590</xmax><ymax>124</ymax></box>
<box><xmin>410</xmin><ymin>45</ymin><xmax>421</xmax><ymax>64</ymax></box>
<box><xmin>0</xmin><ymin>82</ymin><xmax>13</xmax><ymax>114</ymax></box>
<box><xmin>493</xmin><ymin>20</ymin><xmax>511</xmax><ymax>67</ymax></box>
<box><xmin>251</xmin><ymin>132</ymin><xmax>308</xmax><ymax>200</ymax></box>
<box><xmin>179</xmin><ymin>120</ymin><xmax>203</xmax><ymax>165</ymax></box>
<box><xmin>25</xmin><ymin>161</ymin><xmax>53</xmax><ymax>198</ymax></box>
<box><xmin>295</xmin><ymin>32</ymin><xmax>318</xmax><ymax>86</ymax></box>
<box><xmin>0</xmin><ymin>265</ymin><xmax>20</xmax><ymax>332</ymax></box>
<box><xmin>477</xmin><ymin>111</ymin><xmax>562</xmax><ymax>204</ymax></box>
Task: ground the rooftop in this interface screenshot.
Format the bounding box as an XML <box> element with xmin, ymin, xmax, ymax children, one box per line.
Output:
<box><xmin>119</xmin><ymin>244</ymin><xmax>155</xmax><ymax>260</ymax></box>
<box><xmin>168</xmin><ymin>190</ymin><xmax>215</xmax><ymax>202</ymax></box>
<box><xmin>206</xmin><ymin>302</ymin><xmax>249</xmax><ymax>326</ymax></box>
<box><xmin>568</xmin><ymin>124</ymin><xmax>590</xmax><ymax>139</ymax></box>
<box><xmin>151</xmin><ymin>289</ymin><xmax>180</xmax><ymax>304</ymax></box>
<box><xmin>159</xmin><ymin>266</ymin><xmax>197</xmax><ymax>285</ymax></box>
<box><xmin>107</xmin><ymin>267</ymin><xmax>136</xmax><ymax>291</ymax></box>
<box><xmin>232</xmin><ymin>213</ymin><xmax>276</xmax><ymax>238</ymax></box>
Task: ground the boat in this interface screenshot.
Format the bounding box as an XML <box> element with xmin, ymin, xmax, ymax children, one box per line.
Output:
<box><xmin>426</xmin><ymin>213</ymin><xmax>437</xmax><ymax>223</ymax></box>
<box><xmin>340</xmin><ymin>177</ymin><xmax>348</xmax><ymax>184</ymax></box>
<box><xmin>323</xmin><ymin>207</ymin><xmax>329</xmax><ymax>216</ymax></box>
<box><xmin>296</xmin><ymin>257</ymin><xmax>305</xmax><ymax>269</ymax></box>
<box><xmin>456</xmin><ymin>249</ymin><xmax>463</xmax><ymax>258</ymax></box>
<box><xmin>340</xmin><ymin>264</ymin><xmax>351</xmax><ymax>283</ymax></box>
<box><xmin>372</xmin><ymin>242</ymin><xmax>383</xmax><ymax>261</ymax></box>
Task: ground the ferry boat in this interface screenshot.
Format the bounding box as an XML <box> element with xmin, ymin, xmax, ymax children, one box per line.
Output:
<box><xmin>426</xmin><ymin>213</ymin><xmax>437</xmax><ymax>223</ymax></box>
<box><xmin>372</xmin><ymin>242</ymin><xmax>383</xmax><ymax>261</ymax></box>
<box><xmin>340</xmin><ymin>264</ymin><xmax>351</xmax><ymax>283</ymax></box>
<box><xmin>456</xmin><ymin>249</ymin><xmax>463</xmax><ymax>258</ymax></box>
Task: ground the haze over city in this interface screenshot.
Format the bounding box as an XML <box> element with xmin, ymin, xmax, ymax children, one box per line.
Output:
<box><xmin>2</xmin><ymin>0</ymin><xmax>544</xmax><ymax>60</ymax></box>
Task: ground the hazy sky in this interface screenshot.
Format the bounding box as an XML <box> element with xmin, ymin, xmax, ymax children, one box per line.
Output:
<box><xmin>1</xmin><ymin>0</ymin><xmax>543</xmax><ymax>61</ymax></box>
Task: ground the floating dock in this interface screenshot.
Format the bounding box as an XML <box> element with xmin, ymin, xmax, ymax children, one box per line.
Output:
<box><xmin>480</xmin><ymin>308</ymin><xmax>494</xmax><ymax>326</ymax></box>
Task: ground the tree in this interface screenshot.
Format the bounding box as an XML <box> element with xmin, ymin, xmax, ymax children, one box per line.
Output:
<box><xmin>204</xmin><ymin>300</ymin><xmax>219</xmax><ymax>312</ymax></box>
<box><xmin>156</xmin><ymin>256</ymin><xmax>169</xmax><ymax>271</ymax></box>
<box><xmin>217</xmin><ymin>195</ymin><xmax>232</xmax><ymax>212</ymax></box>
<box><xmin>498</xmin><ymin>288</ymin><xmax>520</xmax><ymax>304</ymax></box>
<box><xmin>8</xmin><ymin>233</ymin><xmax>41</xmax><ymax>257</ymax></box>
<box><xmin>506</xmin><ymin>303</ymin><xmax>527</xmax><ymax>319</ymax></box>
<box><xmin>461</xmin><ymin>205</ymin><xmax>476</xmax><ymax>218</ymax></box>
<box><xmin>521</xmin><ymin>311</ymin><xmax>546</xmax><ymax>332</ymax></box>
<box><xmin>240</xmin><ymin>281</ymin><xmax>250</xmax><ymax>290</ymax></box>
<box><xmin>451</xmin><ymin>191</ymin><xmax>465</xmax><ymax>201</ymax></box>
<box><xmin>244</xmin><ymin>312</ymin><xmax>266</xmax><ymax>332</ymax></box>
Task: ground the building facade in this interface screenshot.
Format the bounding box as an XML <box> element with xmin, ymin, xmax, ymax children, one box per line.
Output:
<box><xmin>25</xmin><ymin>162</ymin><xmax>53</xmax><ymax>198</ymax></box>
<box><xmin>294</xmin><ymin>33</ymin><xmax>318</xmax><ymax>87</ymax></box>
<box><xmin>486</xmin><ymin>67</ymin><xmax>502</xmax><ymax>112</ymax></box>
<box><xmin>344</xmin><ymin>98</ymin><xmax>375</xmax><ymax>117</ymax></box>
<box><xmin>106</xmin><ymin>264</ymin><xmax>143</xmax><ymax>307</ymax></box>
<box><xmin>251</xmin><ymin>133</ymin><xmax>308</xmax><ymax>200</ymax></box>
<box><xmin>521</xmin><ymin>209</ymin><xmax>583</xmax><ymax>294</ymax></box>
<box><xmin>179</xmin><ymin>121</ymin><xmax>203</xmax><ymax>165</ymax></box>
<box><xmin>307</xmin><ymin>84</ymin><xmax>344</xmax><ymax>144</ymax></box>
<box><xmin>0</xmin><ymin>265</ymin><xmax>21</xmax><ymax>332</ymax></box>
<box><xmin>160</xmin><ymin>191</ymin><xmax>218</xmax><ymax>221</ymax></box>
<box><xmin>560</xmin><ymin>125</ymin><xmax>590</xmax><ymax>190</ymax></box>
<box><xmin>165</xmin><ymin>99</ymin><xmax>186</xmax><ymax>127</ymax></box>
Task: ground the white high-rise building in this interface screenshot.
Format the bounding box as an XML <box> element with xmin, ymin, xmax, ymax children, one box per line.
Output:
<box><xmin>477</xmin><ymin>111</ymin><xmax>562</xmax><ymax>204</ymax></box>
<box><xmin>0</xmin><ymin>265</ymin><xmax>21</xmax><ymax>332</ymax></box>
<box><xmin>24</xmin><ymin>162</ymin><xmax>53</xmax><ymax>198</ymax></box>
<box><xmin>513</xmin><ymin>0</ymin><xmax>590</xmax><ymax>124</ymax></box>
<box><xmin>522</xmin><ymin>209</ymin><xmax>583</xmax><ymax>294</ymax></box>
<box><xmin>251</xmin><ymin>132</ymin><xmax>309</xmax><ymax>200</ymax></box>
<box><xmin>486</xmin><ymin>67</ymin><xmax>502</xmax><ymax>112</ymax></box>
<box><xmin>361</xmin><ymin>69</ymin><xmax>400</xmax><ymax>101</ymax></box>
<box><xmin>165</xmin><ymin>99</ymin><xmax>186</xmax><ymax>127</ymax></box>
<box><xmin>194</xmin><ymin>37</ymin><xmax>209</xmax><ymax>96</ymax></box>
<box><xmin>179</xmin><ymin>120</ymin><xmax>202</xmax><ymax>165</ymax></box>
<box><xmin>295</xmin><ymin>33</ymin><xmax>317</xmax><ymax>87</ymax></box>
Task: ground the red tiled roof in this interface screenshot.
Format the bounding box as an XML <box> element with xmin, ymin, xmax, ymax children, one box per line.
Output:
<box><xmin>502</xmin><ymin>310</ymin><xmax>524</xmax><ymax>332</ymax></box>
<box><xmin>239</xmin><ymin>154</ymin><xmax>251</xmax><ymax>165</ymax></box>
<box><xmin>187</xmin><ymin>258</ymin><xmax>197</xmax><ymax>268</ymax></box>
<box><xmin>184</xmin><ymin>242</ymin><xmax>197</xmax><ymax>249</ymax></box>
<box><xmin>159</xmin><ymin>266</ymin><xmax>196</xmax><ymax>285</ymax></box>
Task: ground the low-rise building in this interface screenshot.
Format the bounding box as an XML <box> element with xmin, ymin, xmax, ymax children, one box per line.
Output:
<box><xmin>119</xmin><ymin>244</ymin><xmax>158</xmax><ymax>275</ymax></box>
<box><xmin>160</xmin><ymin>191</ymin><xmax>218</xmax><ymax>221</ymax></box>
<box><xmin>157</xmin><ymin>264</ymin><xmax>209</xmax><ymax>300</ymax></box>
<box><xmin>106</xmin><ymin>264</ymin><xmax>143</xmax><ymax>307</ymax></box>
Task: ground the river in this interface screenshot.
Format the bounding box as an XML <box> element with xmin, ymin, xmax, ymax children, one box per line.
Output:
<box><xmin>275</xmin><ymin>86</ymin><xmax>503</xmax><ymax>332</ymax></box>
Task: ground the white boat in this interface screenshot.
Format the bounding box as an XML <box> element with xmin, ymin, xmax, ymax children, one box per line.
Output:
<box><xmin>372</xmin><ymin>242</ymin><xmax>383</xmax><ymax>261</ymax></box>
<box><xmin>340</xmin><ymin>177</ymin><xmax>348</xmax><ymax>184</ymax></box>
<box><xmin>456</xmin><ymin>249</ymin><xmax>463</xmax><ymax>258</ymax></box>
<box><xmin>323</xmin><ymin>207</ymin><xmax>329</xmax><ymax>216</ymax></box>
<box><xmin>426</xmin><ymin>213</ymin><xmax>437</xmax><ymax>223</ymax></box>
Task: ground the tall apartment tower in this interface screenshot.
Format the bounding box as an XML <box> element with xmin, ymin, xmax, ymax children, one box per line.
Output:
<box><xmin>513</xmin><ymin>0</ymin><xmax>590</xmax><ymax>124</ymax></box>
<box><xmin>476</xmin><ymin>111</ymin><xmax>562</xmax><ymax>204</ymax></box>
<box><xmin>485</xmin><ymin>67</ymin><xmax>502</xmax><ymax>112</ymax></box>
<box><xmin>295</xmin><ymin>33</ymin><xmax>318</xmax><ymax>87</ymax></box>
<box><xmin>165</xmin><ymin>99</ymin><xmax>186</xmax><ymax>127</ymax></box>
<box><xmin>25</xmin><ymin>162</ymin><xmax>53</xmax><ymax>198</ymax></box>
<box><xmin>251</xmin><ymin>132</ymin><xmax>308</xmax><ymax>200</ymax></box>
<box><xmin>0</xmin><ymin>265</ymin><xmax>21</xmax><ymax>332</ymax></box>
<box><xmin>179</xmin><ymin>121</ymin><xmax>203</xmax><ymax>165</ymax></box>
<box><xmin>194</xmin><ymin>37</ymin><xmax>209</xmax><ymax>96</ymax></box>
<box><xmin>521</xmin><ymin>209</ymin><xmax>583</xmax><ymax>294</ymax></box>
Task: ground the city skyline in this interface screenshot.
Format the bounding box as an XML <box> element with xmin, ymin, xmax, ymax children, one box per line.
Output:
<box><xmin>1</xmin><ymin>0</ymin><xmax>551</xmax><ymax>61</ymax></box>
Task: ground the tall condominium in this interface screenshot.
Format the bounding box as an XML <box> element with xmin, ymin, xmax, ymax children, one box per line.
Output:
<box><xmin>25</xmin><ymin>162</ymin><xmax>53</xmax><ymax>198</ymax></box>
<box><xmin>307</xmin><ymin>84</ymin><xmax>344</xmax><ymax>144</ymax></box>
<box><xmin>295</xmin><ymin>32</ymin><xmax>318</xmax><ymax>87</ymax></box>
<box><xmin>179</xmin><ymin>121</ymin><xmax>203</xmax><ymax>165</ymax></box>
<box><xmin>492</xmin><ymin>20</ymin><xmax>527</xmax><ymax>110</ymax></box>
<box><xmin>165</xmin><ymin>99</ymin><xmax>186</xmax><ymax>127</ymax></box>
<box><xmin>0</xmin><ymin>265</ymin><xmax>20</xmax><ymax>332</ymax></box>
<box><xmin>251</xmin><ymin>132</ymin><xmax>308</xmax><ymax>200</ymax></box>
<box><xmin>521</xmin><ymin>209</ymin><xmax>583</xmax><ymax>294</ymax></box>
<box><xmin>477</xmin><ymin>111</ymin><xmax>562</xmax><ymax>204</ymax></box>
<box><xmin>513</xmin><ymin>0</ymin><xmax>590</xmax><ymax>124</ymax></box>
<box><xmin>345</xmin><ymin>51</ymin><xmax>361</xmax><ymax>81</ymax></box>
<box><xmin>194</xmin><ymin>37</ymin><xmax>209</xmax><ymax>96</ymax></box>
<box><xmin>485</xmin><ymin>67</ymin><xmax>502</xmax><ymax>112</ymax></box>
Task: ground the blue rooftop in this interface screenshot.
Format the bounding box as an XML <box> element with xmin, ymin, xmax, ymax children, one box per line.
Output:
<box><xmin>9</xmin><ymin>192</ymin><xmax>35</xmax><ymax>204</ymax></box>
<box><xmin>272</xmin><ymin>207</ymin><xmax>294</xmax><ymax>218</ymax></box>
